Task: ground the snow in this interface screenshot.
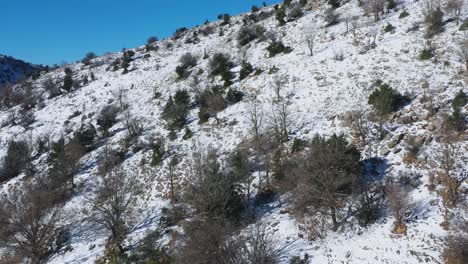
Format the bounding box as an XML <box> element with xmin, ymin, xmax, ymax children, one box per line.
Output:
<box><xmin>0</xmin><ymin>0</ymin><xmax>467</xmax><ymax>263</ymax></box>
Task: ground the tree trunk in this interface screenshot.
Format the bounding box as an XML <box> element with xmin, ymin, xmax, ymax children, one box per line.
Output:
<box><xmin>331</xmin><ymin>206</ymin><xmax>338</xmax><ymax>231</ymax></box>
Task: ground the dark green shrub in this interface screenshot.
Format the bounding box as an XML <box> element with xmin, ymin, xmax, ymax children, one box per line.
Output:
<box><xmin>384</xmin><ymin>23</ymin><xmax>396</xmax><ymax>33</ymax></box>
<box><xmin>276</xmin><ymin>8</ymin><xmax>287</xmax><ymax>25</ymax></box>
<box><xmin>291</xmin><ymin>138</ymin><xmax>306</xmax><ymax>153</ymax></box>
<box><xmin>418</xmin><ymin>48</ymin><xmax>434</xmax><ymax>60</ymax></box>
<box><xmin>325</xmin><ymin>7</ymin><xmax>339</xmax><ymax>26</ymax></box>
<box><xmin>121</xmin><ymin>50</ymin><xmax>134</xmax><ymax>74</ymax></box>
<box><xmin>209</xmin><ymin>53</ymin><xmax>234</xmax><ymax>76</ymax></box>
<box><xmin>266</xmin><ymin>40</ymin><xmax>292</xmax><ymax>57</ymax></box>
<box><xmin>424</xmin><ymin>7</ymin><xmax>444</xmax><ymax>38</ymax></box>
<box><xmin>446</xmin><ymin>108</ymin><xmax>466</xmax><ymax>132</ymax></box>
<box><xmin>460</xmin><ymin>19</ymin><xmax>468</xmax><ymax>31</ymax></box>
<box><xmin>128</xmin><ymin>230</ymin><xmax>172</xmax><ymax>264</ymax></box>
<box><xmin>451</xmin><ymin>90</ymin><xmax>467</xmax><ymax>110</ymax></box>
<box><xmin>387</xmin><ymin>0</ymin><xmax>397</xmax><ymax>10</ymax></box>
<box><xmin>162</xmin><ymin>90</ymin><xmax>191</xmax><ymax>130</ymax></box>
<box><xmin>63</xmin><ymin>68</ymin><xmax>74</xmax><ymax>92</ymax></box>
<box><xmin>226</xmin><ymin>88</ymin><xmax>244</xmax><ymax>104</ymax></box>
<box><xmin>172</xmin><ymin>27</ymin><xmax>188</xmax><ymax>40</ymax></box>
<box><xmin>219</xmin><ymin>13</ymin><xmax>230</xmax><ymax>26</ymax></box>
<box><xmin>251</xmin><ymin>5</ymin><xmax>260</xmax><ymax>12</ymax></box>
<box><xmin>399</xmin><ymin>10</ymin><xmax>409</xmax><ymax>19</ymax></box>
<box><xmin>237</xmin><ymin>25</ymin><xmax>266</xmax><ymax>46</ymax></box>
<box><xmin>368</xmin><ymin>81</ymin><xmax>403</xmax><ymax>116</ymax></box>
<box><xmin>74</xmin><ymin>124</ymin><xmax>97</xmax><ymax>151</ymax></box>
<box><xmin>209</xmin><ymin>53</ymin><xmax>234</xmax><ymax>86</ymax></box>
<box><xmin>175</xmin><ymin>53</ymin><xmax>197</xmax><ymax>79</ymax></box>
<box><xmin>183</xmin><ymin>127</ymin><xmax>193</xmax><ymax>140</ymax></box>
<box><xmin>81</xmin><ymin>52</ymin><xmax>97</xmax><ymax>65</ymax></box>
<box><xmin>328</xmin><ymin>0</ymin><xmax>340</xmax><ymax>8</ymax></box>
<box><xmin>239</xmin><ymin>61</ymin><xmax>254</xmax><ymax>80</ymax></box>
<box><xmin>97</xmin><ymin>105</ymin><xmax>120</xmax><ymax>137</ymax></box>
<box><xmin>150</xmin><ymin>141</ymin><xmax>165</xmax><ymax>167</ymax></box>
<box><xmin>0</xmin><ymin>140</ymin><xmax>31</xmax><ymax>182</ymax></box>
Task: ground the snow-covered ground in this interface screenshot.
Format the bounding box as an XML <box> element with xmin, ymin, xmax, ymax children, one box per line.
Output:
<box><xmin>0</xmin><ymin>0</ymin><xmax>467</xmax><ymax>263</ymax></box>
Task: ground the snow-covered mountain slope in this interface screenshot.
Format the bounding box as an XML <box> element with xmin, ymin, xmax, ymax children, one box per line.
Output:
<box><xmin>0</xmin><ymin>0</ymin><xmax>466</xmax><ymax>263</ymax></box>
<box><xmin>0</xmin><ymin>55</ymin><xmax>42</xmax><ymax>87</ymax></box>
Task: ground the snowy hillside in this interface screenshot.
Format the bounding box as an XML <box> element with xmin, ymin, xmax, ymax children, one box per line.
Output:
<box><xmin>0</xmin><ymin>0</ymin><xmax>467</xmax><ymax>263</ymax></box>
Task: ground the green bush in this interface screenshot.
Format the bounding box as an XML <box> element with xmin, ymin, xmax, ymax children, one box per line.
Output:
<box><xmin>266</xmin><ymin>40</ymin><xmax>292</xmax><ymax>57</ymax></box>
<box><xmin>183</xmin><ymin>127</ymin><xmax>193</xmax><ymax>140</ymax></box>
<box><xmin>418</xmin><ymin>48</ymin><xmax>434</xmax><ymax>60</ymax></box>
<box><xmin>446</xmin><ymin>108</ymin><xmax>466</xmax><ymax>132</ymax></box>
<box><xmin>0</xmin><ymin>140</ymin><xmax>31</xmax><ymax>182</ymax></box>
<box><xmin>368</xmin><ymin>81</ymin><xmax>403</xmax><ymax>116</ymax></box>
<box><xmin>209</xmin><ymin>53</ymin><xmax>234</xmax><ymax>86</ymax></box>
<box><xmin>175</xmin><ymin>53</ymin><xmax>197</xmax><ymax>79</ymax></box>
<box><xmin>384</xmin><ymin>23</ymin><xmax>396</xmax><ymax>33</ymax></box>
<box><xmin>219</xmin><ymin>13</ymin><xmax>230</xmax><ymax>26</ymax></box>
<box><xmin>399</xmin><ymin>10</ymin><xmax>409</xmax><ymax>19</ymax></box>
<box><xmin>276</xmin><ymin>8</ymin><xmax>286</xmax><ymax>25</ymax></box>
<box><xmin>226</xmin><ymin>88</ymin><xmax>244</xmax><ymax>104</ymax></box>
<box><xmin>239</xmin><ymin>61</ymin><xmax>254</xmax><ymax>80</ymax></box>
<box><xmin>162</xmin><ymin>90</ymin><xmax>191</xmax><ymax>130</ymax></box>
<box><xmin>451</xmin><ymin>90</ymin><xmax>467</xmax><ymax>110</ymax></box>
<box><xmin>460</xmin><ymin>19</ymin><xmax>468</xmax><ymax>31</ymax></box>
<box><xmin>237</xmin><ymin>25</ymin><xmax>266</xmax><ymax>46</ymax></box>
<box><xmin>63</xmin><ymin>68</ymin><xmax>74</xmax><ymax>92</ymax></box>
<box><xmin>424</xmin><ymin>7</ymin><xmax>444</xmax><ymax>38</ymax></box>
<box><xmin>74</xmin><ymin>124</ymin><xmax>97</xmax><ymax>151</ymax></box>
<box><xmin>97</xmin><ymin>105</ymin><xmax>120</xmax><ymax>137</ymax></box>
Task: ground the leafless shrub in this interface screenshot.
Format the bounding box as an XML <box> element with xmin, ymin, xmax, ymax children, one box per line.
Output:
<box><xmin>303</xmin><ymin>26</ymin><xmax>317</xmax><ymax>56</ymax></box>
<box><xmin>386</xmin><ymin>183</ymin><xmax>414</xmax><ymax>234</ymax></box>
<box><xmin>0</xmin><ymin>182</ymin><xmax>64</xmax><ymax>264</ymax></box>
<box><xmin>85</xmin><ymin>168</ymin><xmax>142</xmax><ymax>254</ymax></box>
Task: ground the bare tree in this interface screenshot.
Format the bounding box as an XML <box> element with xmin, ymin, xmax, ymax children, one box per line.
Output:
<box><xmin>435</xmin><ymin>134</ymin><xmax>467</xmax><ymax>208</ymax></box>
<box><xmin>270</xmin><ymin>101</ymin><xmax>291</xmax><ymax>144</ymax></box>
<box><xmin>167</xmin><ymin>155</ymin><xmax>179</xmax><ymax>202</ymax></box>
<box><xmin>124</xmin><ymin>111</ymin><xmax>144</xmax><ymax>138</ymax></box>
<box><xmin>247</xmin><ymin>99</ymin><xmax>264</xmax><ymax>143</ymax></box>
<box><xmin>304</xmin><ymin>27</ymin><xmax>317</xmax><ymax>56</ymax></box>
<box><xmin>86</xmin><ymin>168</ymin><xmax>142</xmax><ymax>254</ymax></box>
<box><xmin>444</xmin><ymin>0</ymin><xmax>465</xmax><ymax>25</ymax></box>
<box><xmin>294</xmin><ymin>134</ymin><xmax>362</xmax><ymax>232</ymax></box>
<box><xmin>271</xmin><ymin>75</ymin><xmax>288</xmax><ymax>102</ymax></box>
<box><xmin>185</xmin><ymin>148</ymin><xmax>242</xmax><ymax>220</ymax></box>
<box><xmin>457</xmin><ymin>33</ymin><xmax>468</xmax><ymax>73</ymax></box>
<box><xmin>113</xmin><ymin>86</ymin><xmax>128</xmax><ymax>109</ymax></box>
<box><xmin>242</xmin><ymin>224</ymin><xmax>281</xmax><ymax>264</ymax></box>
<box><xmin>369</xmin><ymin>0</ymin><xmax>385</xmax><ymax>21</ymax></box>
<box><xmin>344</xmin><ymin>110</ymin><xmax>371</xmax><ymax>147</ymax></box>
<box><xmin>0</xmin><ymin>183</ymin><xmax>64</xmax><ymax>264</ymax></box>
<box><xmin>350</xmin><ymin>20</ymin><xmax>360</xmax><ymax>46</ymax></box>
<box><xmin>386</xmin><ymin>183</ymin><xmax>414</xmax><ymax>234</ymax></box>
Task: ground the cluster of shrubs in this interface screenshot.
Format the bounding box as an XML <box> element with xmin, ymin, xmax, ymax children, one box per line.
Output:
<box><xmin>237</xmin><ymin>24</ymin><xmax>266</xmax><ymax>46</ymax></box>
<box><xmin>445</xmin><ymin>90</ymin><xmax>466</xmax><ymax>132</ymax></box>
<box><xmin>209</xmin><ymin>53</ymin><xmax>235</xmax><ymax>86</ymax></box>
<box><xmin>162</xmin><ymin>90</ymin><xmax>191</xmax><ymax>131</ymax></box>
<box><xmin>266</xmin><ymin>38</ymin><xmax>293</xmax><ymax>57</ymax></box>
<box><xmin>175</xmin><ymin>53</ymin><xmax>197</xmax><ymax>79</ymax></box>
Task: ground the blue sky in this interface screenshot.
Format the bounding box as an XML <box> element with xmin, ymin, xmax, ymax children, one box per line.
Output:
<box><xmin>0</xmin><ymin>0</ymin><xmax>282</xmax><ymax>66</ymax></box>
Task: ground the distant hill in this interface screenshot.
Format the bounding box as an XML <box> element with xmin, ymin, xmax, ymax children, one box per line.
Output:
<box><xmin>0</xmin><ymin>54</ymin><xmax>43</xmax><ymax>87</ymax></box>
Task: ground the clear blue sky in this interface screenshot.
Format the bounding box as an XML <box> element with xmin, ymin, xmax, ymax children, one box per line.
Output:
<box><xmin>0</xmin><ymin>0</ymin><xmax>282</xmax><ymax>66</ymax></box>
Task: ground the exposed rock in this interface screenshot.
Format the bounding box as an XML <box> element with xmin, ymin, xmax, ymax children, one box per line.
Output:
<box><xmin>388</xmin><ymin>133</ymin><xmax>405</xmax><ymax>148</ymax></box>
